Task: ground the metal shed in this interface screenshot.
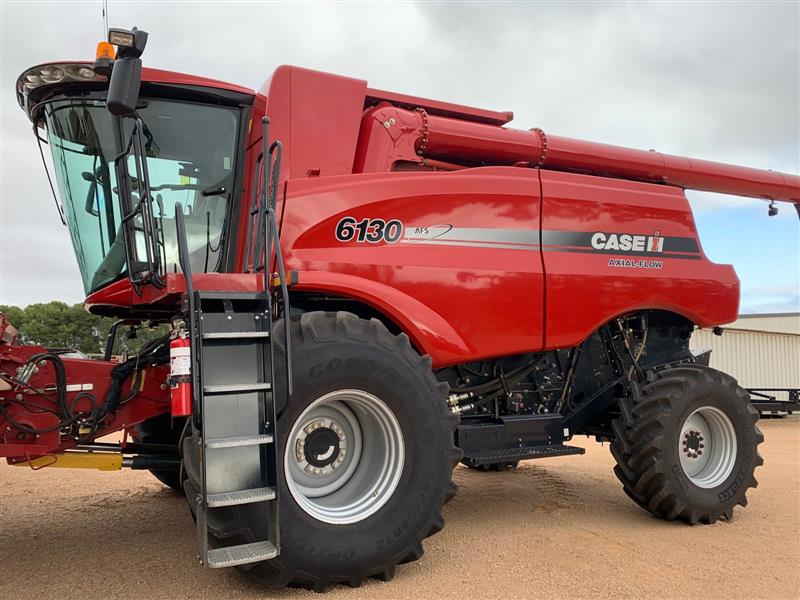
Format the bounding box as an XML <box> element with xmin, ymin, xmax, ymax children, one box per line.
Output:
<box><xmin>690</xmin><ymin>312</ymin><xmax>800</xmax><ymax>403</ymax></box>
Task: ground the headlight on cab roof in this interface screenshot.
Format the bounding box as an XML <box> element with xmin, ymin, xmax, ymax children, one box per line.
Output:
<box><xmin>20</xmin><ymin>63</ymin><xmax>104</xmax><ymax>91</ymax></box>
<box><xmin>16</xmin><ymin>63</ymin><xmax>108</xmax><ymax>114</ymax></box>
<box><xmin>108</xmin><ymin>29</ymin><xmax>135</xmax><ymax>48</ymax></box>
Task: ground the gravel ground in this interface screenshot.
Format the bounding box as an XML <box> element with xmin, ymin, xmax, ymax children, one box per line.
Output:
<box><xmin>1</xmin><ymin>419</ymin><xmax>798</xmax><ymax>600</ymax></box>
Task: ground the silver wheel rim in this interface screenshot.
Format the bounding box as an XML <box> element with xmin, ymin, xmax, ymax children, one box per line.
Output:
<box><xmin>284</xmin><ymin>389</ymin><xmax>405</xmax><ymax>524</ymax></box>
<box><xmin>679</xmin><ymin>406</ymin><xmax>737</xmax><ymax>488</ymax></box>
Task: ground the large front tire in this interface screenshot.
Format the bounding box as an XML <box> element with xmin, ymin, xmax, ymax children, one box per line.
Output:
<box><xmin>610</xmin><ymin>365</ymin><xmax>763</xmax><ymax>524</ymax></box>
<box><xmin>184</xmin><ymin>312</ymin><xmax>460</xmax><ymax>591</ymax></box>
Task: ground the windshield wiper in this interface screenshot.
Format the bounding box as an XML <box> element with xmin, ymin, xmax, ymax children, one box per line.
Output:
<box><xmin>201</xmin><ymin>185</ymin><xmax>226</xmax><ymax>197</ymax></box>
<box><xmin>122</xmin><ymin>182</ymin><xmax>225</xmax><ymax>195</ymax></box>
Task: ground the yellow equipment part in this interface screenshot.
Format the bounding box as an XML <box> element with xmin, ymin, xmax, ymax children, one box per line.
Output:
<box><xmin>13</xmin><ymin>451</ymin><xmax>123</xmax><ymax>471</ymax></box>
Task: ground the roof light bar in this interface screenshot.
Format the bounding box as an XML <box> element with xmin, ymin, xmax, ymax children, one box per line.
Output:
<box><xmin>15</xmin><ymin>63</ymin><xmax>108</xmax><ymax>113</ymax></box>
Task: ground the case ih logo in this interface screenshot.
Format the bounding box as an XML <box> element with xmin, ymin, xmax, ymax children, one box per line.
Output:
<box><xmin>591</xmin><ymin>231</ymin><xmax>664</xmax><ymax>253</ymax></box>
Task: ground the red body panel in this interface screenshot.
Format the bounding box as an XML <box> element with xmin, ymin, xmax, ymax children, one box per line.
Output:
<box><xmin>282</xmin><ymin>168</ymin><xmax>545</xmax><ymax>366</ymax></box>
<box><xmin>280</xmin><ymin>167</ymin><xmax>738</xmax><ymax>367</ymax></box>
<box><xmin>85</xmin><ymin>273</ymin><xmax>264</xmax><ymax>312</ymax></box>
<box><xmin>539</xmin><ymin>171</ymin><xmax>739</xmax><ymax>348</ymax></box>
<box><xmin>140</xmin><ymin>67</ymin><xmax>255</xmax><ymax>95</ymax></box>
<box><xmin>364</xmin><ymin>87</ymin><xmax>514</xmax><ymax>126</ymax></box>
<box><xmin>257</xmin><ymin>66</ymin><xmax>367</xmax><ymax>181</ymax></box>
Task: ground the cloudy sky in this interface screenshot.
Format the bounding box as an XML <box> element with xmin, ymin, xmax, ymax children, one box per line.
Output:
<box><xmin>0</xmin><ymin>1</ymin><xmax>798</xmax><ymax>313</ymax></box>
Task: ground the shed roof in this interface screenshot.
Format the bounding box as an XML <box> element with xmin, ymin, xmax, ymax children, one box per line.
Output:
<box><xmin>724</xmin><ymin>313</ymin><xmax>800</xmax><ymax>336</ymax></box>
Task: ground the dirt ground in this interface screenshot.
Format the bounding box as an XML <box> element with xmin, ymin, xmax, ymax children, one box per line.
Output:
<box><xmin>1</xmin><ymin>419</ymin><xmax>798</xmax><ymax>600</ymax></box>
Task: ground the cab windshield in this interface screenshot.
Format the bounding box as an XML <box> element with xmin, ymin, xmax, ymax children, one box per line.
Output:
<box><xmin>44</xmin><ymin>98</ymin><xmax>240</xmax><ymax>293</ymax></box>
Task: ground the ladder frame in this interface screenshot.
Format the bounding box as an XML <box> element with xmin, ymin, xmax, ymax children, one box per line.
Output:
<box><xmin>174</xmin><ymin>116</ymin><xmax>291</xmax><ymax>567</ymax></box>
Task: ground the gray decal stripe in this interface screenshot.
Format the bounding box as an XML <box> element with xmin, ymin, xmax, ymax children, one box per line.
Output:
<box><xmin>402</xmin><ymin>239</ymin><xmax>540</xmax><ymax>251</ymax></box>
<box><xmin>394</xmin><ymin>226</ymin><xmax>699</xmax><ymax>258</ymax></box>
<box><xmin>663</xmin><ymin>237</ymin><xmax>700</xmax><ymax>253</ymax></box>
<box><xmin>541</xmin><ymin>231</ymin><xmax>592</xmax><ymax>247</ymax></box>
<box><xmin>403</xmin><ymin>227</ymin><xmax>540</xmax><ymax>245</ymax></box>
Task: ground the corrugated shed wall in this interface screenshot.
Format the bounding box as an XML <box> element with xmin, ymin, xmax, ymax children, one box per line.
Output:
<box><xmin>725</xmin><ymin>314</ymin><xmax>800</xmax><ymax>335</ymax></box>
<box><xmin>690</xmin><ymin>313</ymin><xmax>800</xmax><ymax>399</ymax></box>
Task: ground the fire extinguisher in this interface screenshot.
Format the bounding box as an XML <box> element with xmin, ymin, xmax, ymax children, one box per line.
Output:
<box><xmin>169</xmin><ymin>334</ymin><xmax>192</xmax><ymax>417</ymax></box>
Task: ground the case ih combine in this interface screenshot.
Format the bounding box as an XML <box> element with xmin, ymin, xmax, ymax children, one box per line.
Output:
<box><xmin>3</xmin><ymin>27</ymin><xmax>799</xmax><ymax>591</ymax></box>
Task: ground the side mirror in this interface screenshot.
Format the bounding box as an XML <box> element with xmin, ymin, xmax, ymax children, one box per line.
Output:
<box><xmin>106</xmin><ymin>26</ymin><xmax>148</xmax><ymax>117</ymax></box>
<box><xmin>107</xmin><ymin>57</ymin><xmax>142</xmax><ymax>117</ymax></box>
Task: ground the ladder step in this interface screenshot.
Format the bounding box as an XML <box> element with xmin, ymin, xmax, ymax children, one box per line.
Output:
<box><xmin>203</xmin><ymin>383</ymin><xmax>271</xmax><ymax>394</ymax></box>
<box><xmin>205</xmin><ymin>434</ymin><xmax>273</xmax><ymax>449</ymax></box>
<box><xmin>207</xmin><ymin>486</ymin><xmax>276</xmax><ymax>507</ymax></box>
<box><xmin>207</xmin><ymin>541</ymin><xmax>277</xmax><ymax>568</ymax></box>
<box><xmin>202</xmin><ymin>331</ymin><xmax>270</xmax><ymax>339</ymax></box>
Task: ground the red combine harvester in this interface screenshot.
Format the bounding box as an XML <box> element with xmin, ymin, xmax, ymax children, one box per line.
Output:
<box><xmin>3</xmin><ymin>28</ymin><xmax>799</xmax><ymax>590</ymax></box>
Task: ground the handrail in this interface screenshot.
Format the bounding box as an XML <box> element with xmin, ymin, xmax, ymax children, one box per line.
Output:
<box><xmin>174</xmin><ymin>201</ymin><xmax>200</xmax><ymax>424</ymax></box>
<box><xmin>174</xmin><ymin>202</ymin><xmax>193</xmax><ymax>296</ymax></box>
<box><xmin>243</xmin><ymin>153</ymin><xmax>264</xmax><ymax>272</ymax></box>
<box><xmin>266</xmin><ymin>206</ymin><xmax>292</xmax><ymax>397</ymax></box>
<box><xmin>259</xmin><ymin>117</ymin><xmax>292</xmax><ymax>397</ymax></box>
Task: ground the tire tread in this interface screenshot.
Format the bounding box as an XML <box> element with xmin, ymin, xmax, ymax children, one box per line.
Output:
<box><xmin>609</xmin><ymin>364</ymin><xmax>763</xmax><ymax>524</ymax></box>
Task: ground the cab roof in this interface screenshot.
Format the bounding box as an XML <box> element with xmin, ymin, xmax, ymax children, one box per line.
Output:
<box><xmin>16</xmin><ymin>61</ymin><xmax>255</xmax><ymax>121</ymax></box>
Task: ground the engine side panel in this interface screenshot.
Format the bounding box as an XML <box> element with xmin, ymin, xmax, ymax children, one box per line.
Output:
<box><xmin>282</xmin><ymin>168</ymin><xmax>740</xmax><ymax>365</ymax></box>
<box><xmin>281</xmin><ymin>167</ymin><xmax>545</xmax><ymax>367</ymax></box>
<box><xmin>540</xmin><ymin>170</ymin><xmax>739</xmax><ymax>349</ymax></box>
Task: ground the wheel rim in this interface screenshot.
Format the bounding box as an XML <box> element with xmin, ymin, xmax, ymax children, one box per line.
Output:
<box><xmin>284</xmin><ymin>389</ymin><xmax>405</xmax><ymax>524</ymax></box>
<box><xmin>679</xmin><ymin>406</ymin><xmax>737</xmax><ymax>488</ymax></box>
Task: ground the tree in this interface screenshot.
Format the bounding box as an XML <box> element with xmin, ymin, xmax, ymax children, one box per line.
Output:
<box><xmin>0</xmin><ymin>302</ymin><xmax>167</xmax><ymax>356</ymax></box>
<box><xmin>0</xmin><ymin>305</ymin><xmax>25</xmax><ymax>334</ymax></box>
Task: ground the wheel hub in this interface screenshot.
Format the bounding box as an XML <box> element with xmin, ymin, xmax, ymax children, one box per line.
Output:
<box><xmin>295</xmin><ymin>418</ymin><xmax>347</xmax><ymax>475</ymax></box>
<box><xmin>284</xmin><ymin>390</ymin><xmax>405</xmax><ymax>524</ymax></box>
<box><xmin>682</xmin><ymin>430</ymin><xmax>705</xmax><ymax>459</ymax></box>
<box><xmin>678</xmin><ymin>406</ymin><xmax>737</xmax><ymax>488</ymax></box>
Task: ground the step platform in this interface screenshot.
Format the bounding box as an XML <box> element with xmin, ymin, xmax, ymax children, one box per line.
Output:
<box><xmin>461</xmin><ymin>444</ymin><xmax>584</xmax><ymax>468</ymax></box>
<box><xmin>207</xmin><ymin>541</ymin><xmax>278</xmax><ymax>568</ymax></box>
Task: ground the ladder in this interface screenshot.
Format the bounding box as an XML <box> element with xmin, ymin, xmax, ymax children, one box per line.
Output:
<box><xmin>174</xmin><ymin>117</ymin><xmax>291</xmax><ymax>568</ymax></box>
<box><xmin>190</xmin><ymin>291</ymin><xmax>279</xmax><ymax>568</ymax></box>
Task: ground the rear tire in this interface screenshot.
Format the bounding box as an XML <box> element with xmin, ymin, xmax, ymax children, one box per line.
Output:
<box><xmin>610</xmin><ymin>364</ymin><xmax>763</xmax><ymax>524</ymax></box>
<box><xmin>183</xmin><ymin>312</ymin><xmax>460</xmax><ymax>591</ymax></box>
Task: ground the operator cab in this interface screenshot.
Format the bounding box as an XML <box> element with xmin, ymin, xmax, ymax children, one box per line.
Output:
<box><xmin>45</xmin><ymin>99</ymin><xmax>239</xmax><ymax>291</ymax></box>
<box><xmin>16</xmin><ymin>33</ymin><xmax>254</xmax><ymax>298</ymax></box>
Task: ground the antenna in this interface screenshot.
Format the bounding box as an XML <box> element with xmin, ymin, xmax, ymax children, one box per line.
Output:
<box><xmin>102</xmin><ymin>0</ymin><xmax>109</xmax><ymax>37</ymax></box>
